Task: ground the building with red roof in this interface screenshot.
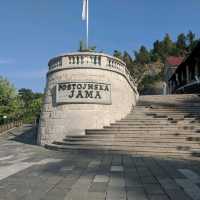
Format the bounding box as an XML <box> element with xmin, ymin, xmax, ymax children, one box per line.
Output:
<box><xmin>168</xmin><ymin>41</ymin><xmax>200</xmax><ymax>94</ymax></box>
<box><xmin>164</xmin><ymin>56</ymin><xmax>184</xmax><ymax>93</ymax></box>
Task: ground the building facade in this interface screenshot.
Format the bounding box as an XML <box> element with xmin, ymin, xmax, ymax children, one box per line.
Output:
<box><xmin>168</xmin><ymin>42</ymin><xmax>200</xmax><ymax>94</ymax></box>
<box><xmin>164</xmin><ymin>56</ymin><xmax>183</xmax><ymax>94</ymax></box>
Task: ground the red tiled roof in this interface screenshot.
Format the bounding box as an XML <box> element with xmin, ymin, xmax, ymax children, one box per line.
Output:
<box><xmin>166</xmin><ymin>56</ymin><xmax>184</xmax><ymax>66</ymax></box>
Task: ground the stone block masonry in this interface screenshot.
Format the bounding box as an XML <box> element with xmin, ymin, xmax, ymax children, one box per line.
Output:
<box><xmin>38</xmin><ymin>52</ymin><xmax>138</xmax><ymax>145</ymax></box>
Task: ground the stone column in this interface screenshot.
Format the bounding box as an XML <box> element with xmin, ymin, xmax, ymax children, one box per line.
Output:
<box><xmin>168</xmin><ymin>81</ymin><xmax>171</xmax><ymax>94</ymax></box>
<box><xmin>181</xmin><ymin>71</ymin><xmax>184</xmax><ymax>84</ymax></box>
<box><xmin>101</xmin><ymin>56</ymin><xmax>107</xmax><ymax>68</ymax></box>
<box><xmin>63</xmin><ymin>56</ymin><xmax>69</xmax><ymax>67</ymax></box>
<box><xmin>186</xmin><ymin>65</ymin><xmax>189</xmax><ymax>83</ymax></box>
<box><xmin>175</xmin><ymin>74</ymin><xmax>179</xmax><ymax>90</ymax></box>
<box><xmin>169</xmin><ymin>81</ymin><xmax>173</xmax><ymax>94</ymax></box>
<box><xmin>195</xmin><ymin>63</ymin><xmax>199</xmax><ymax>77</ymax></box>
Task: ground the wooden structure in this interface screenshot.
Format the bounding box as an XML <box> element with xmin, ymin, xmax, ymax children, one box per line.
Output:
<box><xmin>168</xmin><ymin>42</ymin><xmax>200</xmax><ymax>94</ymax></box>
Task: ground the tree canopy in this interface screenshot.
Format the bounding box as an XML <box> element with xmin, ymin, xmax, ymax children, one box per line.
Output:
<box><xmin>0</xmin><ymin>77</ymin><xmax>23</xmax><ymax>123</ymax></box>
<box><xmin>113</xmin><ymin>31</ymin><xmax>199</xmax><ymax>93</ymax></box>
<box><xmin>0</xmin><ymin>78</ymin><xmax>43</xmax><ymax>124</ymax></box>
<box><xmin>18</xmin><ymin>88</ymin><xmax>43</xmax><ymax>123</ymax></box>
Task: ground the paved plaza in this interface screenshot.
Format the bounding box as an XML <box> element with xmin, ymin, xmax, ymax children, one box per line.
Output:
<box><xmin>0</xmin><ymin>126</ymin><xmax>200</xmax><ymax>200</ymax></box>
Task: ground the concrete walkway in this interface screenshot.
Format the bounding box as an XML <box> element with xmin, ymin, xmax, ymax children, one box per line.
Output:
<box><xmin>0</xmin><ymin>126</ymin><xmax>200</xmax><ymax>200</ymax></box>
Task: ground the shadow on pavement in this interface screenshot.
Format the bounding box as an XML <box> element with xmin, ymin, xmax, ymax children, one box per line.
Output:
<box><xmin>8</xmin><ymin>124</ymin><xmax>38</xmax><ymax>145</ymax></box>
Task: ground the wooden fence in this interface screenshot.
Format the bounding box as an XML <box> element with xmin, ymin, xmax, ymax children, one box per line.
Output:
<box><xmin>0</xmin><ymin>121</ymin><xmax>23</xmax><ymax>134</ymax></box>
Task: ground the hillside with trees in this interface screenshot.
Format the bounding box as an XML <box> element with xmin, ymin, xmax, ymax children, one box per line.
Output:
<box><xmin>113</xmin><ymin>31</ymin><xmax>199</xmax><ymax>94</ymax></box>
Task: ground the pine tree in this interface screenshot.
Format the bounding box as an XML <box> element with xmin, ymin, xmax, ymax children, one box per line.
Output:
<box><xmin>163</xmin><ymin>33</ymin><xmax>174</xmax><ymax>54</ymax></box>
<box><xmin>187</xmin><ymin>31</ymin><xmax>196</xmax><ymax>52</ymax></box>
<box><xmin>113</xmin><ymin>50</ymin><xmax>122</xmax><ymax>60</ymax></box>
<box><xmin>134</xmin><ymin>46</ymin><xmax>150</xmax><ymax>64</ymax></box>
<box><xmin>176</xmin><ymin>33</ymin><xmax>187</xmax><ymax>56</ymax></box>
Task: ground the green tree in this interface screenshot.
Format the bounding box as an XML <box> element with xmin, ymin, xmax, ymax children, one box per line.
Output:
<box><xmin>151</xmin><ymin>40</ymin><xmax>163</xmax><ymax>61</ymax></box>
<box><xmin>176</xmin><ymin>33</ymin><xmax>187</xmax><ymax>55</ymax></box>
<box><xmin>0</xmin><ymin>76</ymin><xmax>23</xmax><ymax>123</ymax></box>
<box><xmin>163</xmin><ymin>34</ymin><xmax>174</xmax><ymax>54</ymax></box>
<box><xmin>29</xmin><ymin>98</ymin><xmax>42</xmax><ymax>120</ymax></box>
<box><xmin>162</xmin><ymin>33</ymin><xmax>179</xmax><ymax>57</ymax></box>
<box><xmin>134</xmin><ymin>46</ymin><xmax>150</xmax><ymax>64</ymax></box>
<box><xmin>187</xmin><ymin>31</ymin><xmax>195</xmax><ymax>45</ymax></box>
<box><xmin>18</xmin><ymin>88</ymin><xmax>34</xmax><ymax>107</ymax></box>
<box><xmin>18</xmin><ymin>88</ymin><xmax>43</xmax><ymax>123</ymax></box>
<box><xmin>186</xmin><ymin>31</ymin><xmax>198</xmax><ymax>52</ymax></box>
<box><xmin>78</xmin><ymin>40</ymin><xmax>96</xmax><ymax>52</ymax></box>
<box><xmin>151</xmin><ymin>34</ymin><xmax>179</xmax><ymax>62</ymax></box>
<box><xmin>113</xmin><ymin>50</ymin><xmax>123</xmax><ymax>60</ymax></box>
<box><xmin>79</xmin><ymin>40</ymin><xmax>85</xmax><ymax>52</ymax></box>
<box><xmin>0</xmin><ymin>76</ymin><xmax>16</xmax><ymax>105</ymax></box>
<box><xmin>122</xmin><ymin>51</ymin><xmax>134</xmax><ymax>74</ymax></box>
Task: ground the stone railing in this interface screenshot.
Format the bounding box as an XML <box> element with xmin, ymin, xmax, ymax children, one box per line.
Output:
<box><xmin>0</xmin><ymin>121</ymin><xmax>23</xmax><ymax>134</ymax></box>
<box><xmin>48</xmin><ymin>52</ymin><xmax>137</xmax><ymax>93</ymax></box>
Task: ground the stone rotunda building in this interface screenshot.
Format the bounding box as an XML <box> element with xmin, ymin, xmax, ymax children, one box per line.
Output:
<box><xmin>38</xmin><ymin>52</ymin><xmax>138</xmax><ymax>145</ymax></box>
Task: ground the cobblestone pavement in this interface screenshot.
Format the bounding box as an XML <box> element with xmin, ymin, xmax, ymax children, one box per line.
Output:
<box><xmin>0</xmin><ymin>125</ymin><xmax>200</xmax><ymax>200</ymax></box>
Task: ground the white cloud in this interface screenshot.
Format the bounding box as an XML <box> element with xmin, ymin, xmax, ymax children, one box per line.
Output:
<box><xmin>0</xmin><ymin>58</ymin><xmax>14</xmax><ymax>64</ymax></box>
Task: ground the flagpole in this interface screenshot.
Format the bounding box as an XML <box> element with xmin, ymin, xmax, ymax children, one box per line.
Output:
<box><xmin>86</xmin><ymin>0</ymin><xmax>89</xmax><ymax>49</ymax></box>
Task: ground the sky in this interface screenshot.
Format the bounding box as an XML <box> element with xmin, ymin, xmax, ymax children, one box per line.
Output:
<box><xmin>0</xmin><ymin>0</ymin><xmax>200</xmax><ymax>92</ymax></box>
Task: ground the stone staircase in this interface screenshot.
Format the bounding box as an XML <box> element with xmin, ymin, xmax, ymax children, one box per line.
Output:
<box><xmin>46</xmin><ymin>94</ymin><xmax>200</xmax><ymax>158</ymax></box>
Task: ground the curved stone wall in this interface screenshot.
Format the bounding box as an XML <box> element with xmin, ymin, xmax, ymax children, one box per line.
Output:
<box><xmin>38</xmin><ymin>52</ymin><xmax>138</xmax><ymax>145</ymax></box>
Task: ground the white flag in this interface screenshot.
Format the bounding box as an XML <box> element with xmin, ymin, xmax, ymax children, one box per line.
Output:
<box><xmin>82</xmin><ymin>0</ymin><xmax>87</xmax><ymax>21</ymax></box>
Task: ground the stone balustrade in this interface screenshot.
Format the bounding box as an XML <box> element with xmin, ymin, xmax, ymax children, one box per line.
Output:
<box><xmin>48</xmin><ymin>52</ymin><xmax>137</xmax><ymax>92</ymax></box>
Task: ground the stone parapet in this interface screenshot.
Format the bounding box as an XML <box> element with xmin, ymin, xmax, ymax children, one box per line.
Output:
<box><xmin>48</xmin><ymin>52</ymin><xmax>137</xmax><ymax>94</ymax></box>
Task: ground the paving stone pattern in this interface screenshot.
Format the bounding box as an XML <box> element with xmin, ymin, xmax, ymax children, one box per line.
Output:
<box><xmin>0</xmin><ymin>126</ymin><xmax>200</xmax><ymax>200</ymax></box>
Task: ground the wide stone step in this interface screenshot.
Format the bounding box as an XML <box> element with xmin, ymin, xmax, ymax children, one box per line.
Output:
<box><xmin>146</xmin><ymin>109</ymin><xmax>200</xmax><ymax>111</ymax></box>
<box><xmin>63</xmin><ymin>137</ymin><xmax>200</xmax><ymax>144</ymax></box>
<box><xmin>85</xmin><ymin>132</ymin><xmax>200</xmax><ymax>137</ymax></box>
<box><xmin>118</xmin><ymin>119</ymin><xmax>199</xmax><ymax>123</ymax></box>
<box><xmin>102</xmin><ymin>127</ymin><xmax>198</xmax><ymax>130</ymax></box>
<box><xmin>45</xmin><ymin>143</ymin><xmax>200</xmax><ymax>156</ymax></box>
<box><xmin>133</xmin><ymin>111</ymin><xmax>200</xmax><ymax>114</ymax></box>
<box><xmin>110</xmin><ymin>122</ymin><xmax>176</xmax><ymax>125</ymax></box>
<box><xmin>144</xmin><ymin>112</ymin><xmax>200</xmax><ymax>115</ymax></box>
<box><xmin>139</xmin><ymin>98</ymin><xmax>200</xmax><ymax>101</ymax></box>
<box><xmin>67</xmin><ymin>135</ymin><xmax>200</xmax><ymax>140</ymax></box>
<box><xmin>138</xmin><ymin>103</ymin><xmax>200</xmax><ymax>106</ymax></box>
<box><xmin>86</xmin><ymin>129</ymin><xmax>200</xmax><ymax>134</ymax></box>
<box><xmin>125</xmin><ymin>116</ymin><xmax>199</xmax><ymax>119</ymax></box>
<box><xmin>147</xmin><ymin>113</ymin><xmax>200</xmax><ymax>115</ymax></box>
<box><xmin>118</xmin><ymin>119</ymin><xmax>174</xmax><ymax>122</ymax></box>
<box><xmin>115</xmin><ymin>121</ymin><xmax>199</xmax><ymax>125</ymax></box>
<box><xmin>53</xmin><ymin>141</ymin><xmax>200</xmax><ymax>149</ymax></box>
<box><xmin>104</xmin><ymin>126</ymin><xmax>199</xmax><ymax>130</ymax></box>
<box><xmin>108</xmin><ymin>124</ymin><xmax>184</xmax><ymax>127</ymax></box>
<box><xmin>136</xmin><ymin>104</ymin><xmax>200</xmax><ymax>106</ymax></box>
<box><xmin>125</xmin><ymin>116</ymin><xmax>198</xmax><ymax>120</ymax></box>
<box><xmin>43</xmin><ymin>144</ymin><xmax>186</xmax><ymax>157</ymax></box>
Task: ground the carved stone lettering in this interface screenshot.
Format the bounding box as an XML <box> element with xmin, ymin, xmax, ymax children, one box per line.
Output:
<box><xmin>76</xmin><ymin>90</ymin><xmax>84</xmax><ymax>98</ymax></box>
<box><xmin>85</xmin><ymin>91</ymin><xmax>93</xmax><ymax>98</ymax></box>
<box><xmin>56</xmin><ymin>82</ymin><xmax>111</xmax><ymax>104</ymax></box>
<box><xmin>95</xmin><ymin>91</ymin><xmax>101</xmax><ymax>99</ymax></box>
